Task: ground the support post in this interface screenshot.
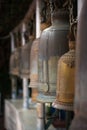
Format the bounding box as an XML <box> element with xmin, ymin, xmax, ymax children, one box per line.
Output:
<box><xmin>36</xmin><ymin>0</ymin><xmax>46</xmax><ymax>129</ymax></box>
<box><xmin>10</xmin><ymin>32</ymin><xmax>17</xmax><ymax>99</ymax></box>
<box><xmin>37</xmin><ymin>103</ymin><xmax>45</xmax><ymax>130</ymax></box>
<box><xmin>21</xmin><ymin>23</ymin><xmax>29</xmax><ymax>109</ymax></box>
<box><xmin>11</xmin><ymin>76</ymin><xmax>17</xmax><ymax>99</ymax></box>
<box><xmin>23</xmin><ymin>78</ymin><xmax>29</xmax><ymax>108</ymax></box>
<box><xmin>36</xmin><ymin>0</ymin><xmax>41</xmax><ymax>39</ymax></box>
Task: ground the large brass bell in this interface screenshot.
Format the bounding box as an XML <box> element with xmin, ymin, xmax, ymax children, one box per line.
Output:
<box><xmin>53</xmin><ymin>39</ymin><xmax>75</xmax><ymax>111</ymax></box>
<box><xmin>10</xmin><ymin>47</ymin><xmax>20</xmax><ymax>76</ymax></box>
<box><xmin>29</xmin><ymin>38</ymin><xmax>40</xmax><ymax>101</ymax></box>
<box><xmin>37</xmin><ymin>9</ymin><xmax>69</xmax><ymax>103</ymax></box>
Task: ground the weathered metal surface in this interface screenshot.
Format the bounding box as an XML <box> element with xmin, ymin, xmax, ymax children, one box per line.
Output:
<box><xmin>23</xmin><ymin>78</ymin><xmax>29</xmax><ymax>109</ymax></box>
<box><xmin>10</xmin><ymin>47</ymin><xmax>20</xmax><ymax>76</ymax></box>
<box><xmin>37</xmin><ymin>103</ymin><xmax>45</xmax><ymax>118</ymax></box>
<box><xmin>70</xmin><ymin>0</ymin><xmax>87</xmax><ymax>129</ymax></box>
<box><xmin>31</xmin><ymin>88</ymin><xmax>38</xmax><ymax>102</ymax></box>
<box><xmin>53</xmin><ymin>41</ymin><xmax>75</xmax><ymax>111</ymax></box>
<box><xmin>37</xmin><ymin>9</ymin><xmax>69</xmax><ymax>103</ymax></box>
<box><xmin>20</xmin><ymin>40</ymin><xmax>32</xmax><ymax>79</ymax></box>
<box><xmin>30</xmin><ymin>38</ymin><xmax>40</xmax><ymax>88</ymax></box>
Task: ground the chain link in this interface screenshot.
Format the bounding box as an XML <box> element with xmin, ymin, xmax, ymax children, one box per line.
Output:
<box><xmin>69</xmin><ymin>0</ymin><xmax>73</xmax><ymax>29</ymax></box>
<box><xmin>69</xmin><ymin>0</ymin><xmax>77</xmax><ymax>31</ymax></box>
<box><xmin>49</xmin><ymin>0</ymin><xmax>54</xmax><ymax>14</ymax></box>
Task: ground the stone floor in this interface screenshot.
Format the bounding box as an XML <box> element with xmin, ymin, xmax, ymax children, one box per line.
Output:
<box><xmin>5</xmin><ymin>99</ymin><xmax>66</xmax><ymax>130</ymax></box>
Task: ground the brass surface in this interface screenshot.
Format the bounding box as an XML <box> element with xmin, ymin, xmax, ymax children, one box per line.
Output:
<box><xmin>53</xmin><ymin>49</ymin><xmax>75</xmax><ymax>111</ymax></box>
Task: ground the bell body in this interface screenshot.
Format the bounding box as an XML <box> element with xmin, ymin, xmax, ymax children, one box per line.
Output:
<box><xmin>29</xmin><ymin>38</ymin><xmax>40</xmax><ymax>102</ymax></box>
<box><xmin>10</xmin><ymin>48</ymin><xmax>20</xmax><ymax>76</ymax></box>
<box><xmin>30</xmin><ymin>38</ymin><xmax>40</xmax><ymax>88</ymax></box>
<box><xmin>20</xmin><ymin>40</ymin><xmax>32</xmax><ymax>79</ymax></box>
<box><xmin>53</xmin><ymin>49</ymin><xmax>75</xmax><ymax>111</ymax></box>
<box><xmin>37</xmin><ymin>10</ymin><xmax>69</xmax><ymax>103</ymax></box>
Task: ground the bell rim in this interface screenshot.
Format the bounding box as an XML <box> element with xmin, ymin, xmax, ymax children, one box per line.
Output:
<box><xmin>52</xmin><ymin>101</ymin><xmax>73</xmax><ymax>111</ymax></box>
<box><xmin>36</xmin><ymin>94</ymin><xmax>56</xmax><ymax>103</ymax></box>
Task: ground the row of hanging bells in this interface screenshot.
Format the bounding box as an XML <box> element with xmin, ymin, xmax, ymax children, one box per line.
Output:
<box><xmin>36</xmin><ymin>8</ymin><xmax>69</xmax><ymax>103</ymax></box>
<box><xmin>9</xmin><ymin>0</ymin><xmax>76</xmax><ymax>111</ymax></box>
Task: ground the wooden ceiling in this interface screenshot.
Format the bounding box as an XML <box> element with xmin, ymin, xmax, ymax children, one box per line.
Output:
<box><xmin>0</xmin><ymin>0</ymin><xmax>35</xmax><ymax>37</ymax></box>
<box><xmin>0</xmin><ymin>0</ymin><xmax>77</xmax><ymax>38</ymax></box>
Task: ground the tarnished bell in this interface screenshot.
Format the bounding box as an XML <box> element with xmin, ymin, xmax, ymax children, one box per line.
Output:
<box><xmin>30</xmin><ymin>38</ymin><xmax>40</xmax><ymax>88</ymax></box>
<box><xmin>20</xmin><ymin>39</ymin><xmax>32</xmax><ymax>79</ymax></box>
<box><xmin>29</xmin><ymin>38</ymin><xmax>40</xmax><ymax>102</ymax></box>
<box><xmin>10</xmin><ymin>48</ymin><xmax>20</xmax><ymax>76</ymax></box>
<box><xmin>53</xmin><ymin>40</ymin><xmax>75</xmax><ymax>111</ymax></box>
<box><xmin>37</xmin><ymin>9</ymin><xmax>69</xmax><ymax>103</ymax></box>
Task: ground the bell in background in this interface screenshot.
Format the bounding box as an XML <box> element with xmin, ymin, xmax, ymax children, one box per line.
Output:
<box><xmin>29</xmin><ymin>38</ymin><xmax>40</xmax><ymax>101</ymax></box>
<box><xmin>29</xmin><ymin>0</ymin><xmax>52</xmax><ymax>102</ymax></box>
<box><xmin>52</xmin><ymin>30</ymin><xmax>76</xmax><ymax>111</ymax></box>
<box><xmin>20</xmin><ymin>36</ymin><xmax>34</xmax><ymax>79</ymax></box>
<box><xmin>10</xmin><ymin>47</ymin><xmax>21</xmax><ymax>76</ymax></box>
<box><xmin>36</xmin><ymin>9</ymin><xmax>69</xmax><ymax>103</ymax></box>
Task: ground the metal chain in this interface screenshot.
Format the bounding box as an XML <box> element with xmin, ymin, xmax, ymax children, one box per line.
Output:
<box><xmin>69</xmin><ymin>0</ymin><xmax>74</xmax><ymax>30</ymax></box>
<box><xmin>49</xmin><ymin>0</ymin><xmax>54</xmax><ymax>14</ymax></box>
<box><xmin>69</xmin><ymin>0</ymin><xmax>77</xmax><ymax>30</ymax></box>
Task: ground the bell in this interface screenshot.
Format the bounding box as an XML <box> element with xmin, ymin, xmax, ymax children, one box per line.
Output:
<box><xmin>52</xmin><ymin>39</ymin><xmax>75</xmax><ymax>111</ymax></box>
<box><xmin>10</xmin><ymin>47</ymin><xmax>20</xmax><ymax>76</ymax></box>
<box><xmin>36</xmin><ymin>9</ymin><xmax>69</xmax><ymax>103</ymax></box>
<box><xmin>29</xmin><ymin>38</ymin><xmax>40</xmax><ymax>101</ymax></box>
<box><xmin>20</xmin><ymin>38</ymin><xmax>33</xmax><ymax>79</ymax></box>
<box><xmin>30</xmin><ymin>38</ymin><xmax>40</xmax><ymax>88</ymax></box>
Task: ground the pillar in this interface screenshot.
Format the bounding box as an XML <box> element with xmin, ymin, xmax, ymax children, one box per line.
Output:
<box><xmin>69</xmin><ymin>0</ymin><xmax>87</xmax><ymax>129</ymax></box>
<box><xmin>37</xmin><ymin>103</ymin><xmax>45</xmax><ymax>130</ymax></box>
<box><xmin>36</xmin><ymin>0</ymin><xmax>46</xmax><ymax>130</ymax></box>
<box><xmin>23</xmin><ymin>78</ymin><xmax>29</xmax><ymax>108</ymax></box>
<box><xmin>10</xmin><ymin>32</ymin><xmax>17</xmax><ymax>99</ymax></box>
<box><xmin>21</xmin><ymin>23</ymin><xmax>29</xmax><ymax>108</ymax></box>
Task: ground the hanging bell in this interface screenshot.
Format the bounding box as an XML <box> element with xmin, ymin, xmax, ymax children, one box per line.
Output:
<box><xmin>29</xmin><ymin>38</ymin><xmax>40</xmax><ymax>101</ymax></box>
<box><xmin>20</xmin><ymin>38</ymin><xmax>33</xmax><ymax>79</ymax></box>
<box><xmin>10</xmin><ymin>47</ymin><xmax>20</xmax><ymax>76</ymax></box>
<box><xmin>36</xmin><ymin>9</ymin><xmax>69</xmax><ymax>103</ymax></box>
<box><xmin>52</xmin><ymin>40</ymin><xmax>75</xmax><ymax>111</ymax></box>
